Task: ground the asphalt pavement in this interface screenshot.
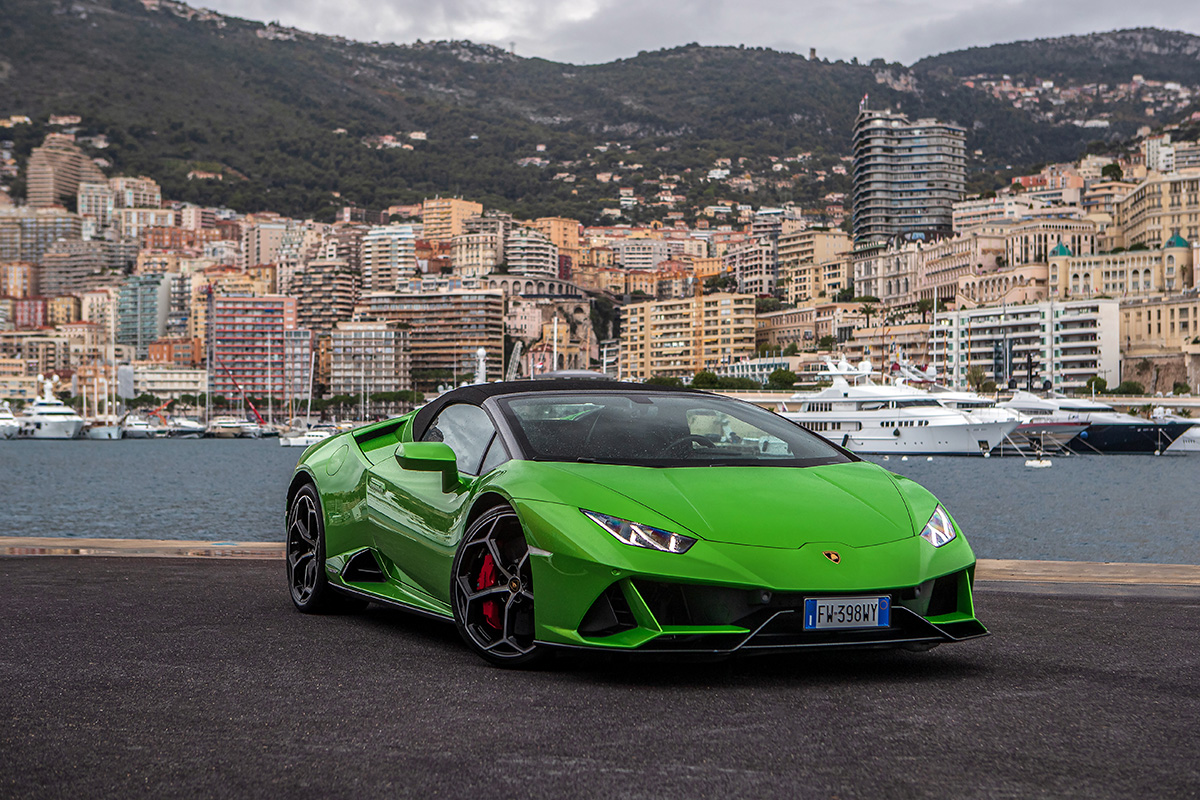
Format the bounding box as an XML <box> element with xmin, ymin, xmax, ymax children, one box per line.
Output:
<box><xmin>1</xmin><ymin>557</ymin><xmax>1198</xmax><ymax>799</ymax></box>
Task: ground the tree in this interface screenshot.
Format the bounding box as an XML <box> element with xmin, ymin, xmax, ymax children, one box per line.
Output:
<box><xmin>1113</xmin><ymin>380</ymin><xmax>1144</xmax><ymax>395</ymax></box>
<box><xmin>691</xmin><ymin>370</ymin><xmax>720</xmax><ymax>389</ymax></box>
<box><xmin>756</xmin><ymin>297</ymin><xmax>784</xmax><ymax>314</ymax></box>
<box><xmin>817</xmin><ymin>335</ymin><xmax>836</xmax><ymax>351</ymax></box>
<box><xmin>645</xmin><ymin>375</ymin><xmax>684</xmax><ymax>387</ymax></box>
<box><xmin>966</xmin><ymin>366</ymin><xmax>986</xmax><ymax>389</ymax></box>
<box><xmin>1173</xmin><ymin>381</ymin><xmax>1191</xmax><ymax>395</ymax></box>
<box><xmin>916</xmin><ymin>298</ymin><xmax>934</xmax><ymax>323</ymax></box>
<box><xmin>782</xmin><ymin>342</ymin><xmax>799</xmax><ymax>356</ymax></box>
<box><xmin>1085</xmin><ymin>376</ymin><xmax>1108</xmax><ymax>394</ymax></box>
<box><xmin>859</xmin><ymin>303</ymin><xmax>877</xmax><ymax>328</ymax></box>
<box><xmin>766</xmin><ymin>368</ymin><xmax>798</xmax><ymax>390</ymax></box>
<box><xmin>1101</xmin><ymin>162</ymin><xmax>1123</xmax><ymax>182</ymax></box>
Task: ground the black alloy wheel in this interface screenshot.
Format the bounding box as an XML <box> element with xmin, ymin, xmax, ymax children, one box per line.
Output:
<box><xmin>451</xmin><ymin>505</ymin><xmax>544</xmax><ymax>667</ymax></box>
<box><xmin>286</xmin><ymin>482</ymin><xmax>365</xmax><ymax>613</ymax></box>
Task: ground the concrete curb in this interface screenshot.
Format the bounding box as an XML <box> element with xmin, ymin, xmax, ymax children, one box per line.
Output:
<box><xmin>3</xmin><ymin>537</ymin><xmax>1200</xmax><ymax>586</ymax></box>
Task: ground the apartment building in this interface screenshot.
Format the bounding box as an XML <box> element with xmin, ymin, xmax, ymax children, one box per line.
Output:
<box><xmin>109</xmin><ymin>176</ymin><xmax>162</xmax><ymax>209</ymax></box>
<box><xmin>116</xmin><ymin>273</ymin><xmax>175</xmax><ymax>360</ymax></box>
<box><xmin>330</xmin><ymin>320</ymin><xmax>413</xmax><ymax>418</ymax></box>
<box><xmin>353</xmin><ymin>289</ymin><xmax>505</xmax><ymax>390</ymax></box>
<box><xmin>0</xmin><ymin>207</ymin><xmax>83</xmax><ymax>264</ymax></box>
<box><xmin>1114</xmin><ymin>172</ymin><xmax>1200</xmax><ymax>248</ymax></box>
<box><xmin>0</xmin><ymin>262</ymin><xmax>37</xmax><ymax>298</ymax></box>
<box><xmin>619</xmin><ymin>293</ymin><xmax>755</xmax><ymax>381</ymax></box>
<box><xmin>292</xmin><ymin>258</ymin><xmax>359</xmax><ymax>338</ymax></box>
<box><xmin>1049</xmin><ymin>235</ymin><xmax>1193</xmax><ymax>299</ymax></box>
<box><xmin>361</xmin><ymin>224</ymin><xmax>418</xmax><ymax>293</ymax></box>
<box><xmin>931</xmin><ymin>299</ymin><xmax>1119</xmax><ymax>392</ymax></box>
<box><xmin>777</xmin><ymin>229</ymin><xmax>850</xmax><ymax>305</ymax></box>
<box><xmin>505</xmin><ymin>228</ymin><xmax>559</xmax><ymax>277</ymax></box>
<box><xmin>851</xmin><ymin>109</ymin><xmax>966</xmax><ymax>242</ymax></box>
<box><xmin>421</xmin><ymin>197</ymin><xmax>483</xmax><ymax>243</ymax></box>
<box><xmin>26</xmin><ymin>133</ymin><xmax>106</xmax><ymax>208</ymax></box>
<box><xmin>209</xmin><ymin>295</ymin><xmax>299</xmax><ymax>401</ymax></box>
<box><xmin>115</xmin><ymin>208</ymin><xmax>175</xmax><ymax>239</ymax></box>
<box><xmin>725</xmin><ymin>238</ymin><xmax>777</xmax><ymax>296</ymax></box>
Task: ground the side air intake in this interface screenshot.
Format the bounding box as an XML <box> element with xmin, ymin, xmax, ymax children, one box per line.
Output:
<box><xmin>343</xmin><ymin>549</ymin><xmax>387</xmax><ymax>582</ymax></box>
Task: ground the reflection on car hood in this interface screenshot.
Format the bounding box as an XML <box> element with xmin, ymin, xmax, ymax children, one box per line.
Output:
<box><xmin>543</xmin><ymin>461</ymin><xmax>915</xmax><ymax>548</ymax></box>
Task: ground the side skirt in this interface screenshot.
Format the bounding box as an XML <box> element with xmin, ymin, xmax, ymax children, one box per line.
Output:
<box><xmin>332</xmin><ymin>581</ymin><xmax>455</xmax><ymax>624</ymax></box>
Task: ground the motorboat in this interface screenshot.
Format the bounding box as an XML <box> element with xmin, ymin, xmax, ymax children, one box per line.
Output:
<box><xmin>18</xmin><ymin>378</ymin><xmax>85</xmax><ymax>439</ymax></box>
<box><xmin>887</xmin><ymin>363</ymin><xmax>1086</xmax><ymax>455</ymax></box>
<box><xmin>777</xmin><ymin>359</ymin><xmax>1020</xmax><ymax>456</ymax></box>
<box><xmin>207</xmin><ymin>416</ymin><xmax>249</xmax><ymax>438</ymax></box>
<box><xmin>166</xmin><ymin>417</ymin><xmax>206</xmax><ymax>438</ymax></box>
<box><xmin>0</xmin><ymin>401</ymin><xmax>18</xmax><ymax>439</ymax></box>
<box><xmin>999</xmin><ymin>391</ymin><xmax>1192</xmax><ymax>454</ymax></box>
<box><xmin>120</xmin><ymin>414</ymin><xmax>160</xmax><ymax>439</ymax></box>
<box><xmin>1151</xmin><ymin>407</ymin><xmax>1200</xmax><ymax>453</ymax></box>
<box><xmin>280</xmin><ymin>426</ymin><xmax>335</xmax><ymax>448</ymax></box>
<box><xmin>86</xmin><ymin>424</ymin><xmax>122</xmax><ymax>440</ymax></box>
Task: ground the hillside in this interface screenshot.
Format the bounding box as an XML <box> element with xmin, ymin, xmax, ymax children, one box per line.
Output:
<box><xmin>1</xmin><ymin>1</ymin><xmax>1197</xmax><ymax>221</ymax></box>
<box><xmin>915</xmin><ymin>28</ymin><xmax>1200</xmax><ymax>85</ymax></box>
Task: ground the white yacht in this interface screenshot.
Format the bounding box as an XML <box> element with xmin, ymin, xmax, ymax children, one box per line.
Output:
<box><xmin>18</xmin><ymin>378</ymin><xmax>85</xmax><ymax>439</ymax></box>
<box><xmin>999</xmin><ymin>391</ymin><xmax>1192</xmax><ymax>454</ymax></box>
<box><xmin>120</xmin><ymin>415</ymin><xmax>160</xmax><ymax>439</ymax></box>
<box><xmin>889</xmin><ymin>363</ymin><xmax>1085</xmax><ymax>454</ymax></box>
<box><xmin>777</xmin><ymin>359</ymin><xmax>1020</xmax><ymax>456</ymax></box>
<box><xmin>0</xmin><ymin>401</ymin><xmax>19</xmax><ymax>440</ymax></box>
<box><xmin>208</xmin><ymin>416</ymin><xmax>250</xmax><ymax>438</ymax></box>
<box><xmin>279</xmin><ymin>426</ymin><xmax>335</xmax><ymax>448</ymax></box>
<box><xmin>167</xmin><ymin>417</ymin><xmax>206</xmax><ymax>438</ymax></box>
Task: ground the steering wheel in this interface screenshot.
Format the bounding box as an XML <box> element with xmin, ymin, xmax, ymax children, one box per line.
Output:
<box><xmin>664</xmin><ymin>434</ymin><xmax>717</xmax><ymax>453</ymax></box>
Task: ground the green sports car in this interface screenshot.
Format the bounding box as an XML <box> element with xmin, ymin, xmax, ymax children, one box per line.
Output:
<box><xmin>286</xmin><ymin>379</ymin><xmax>987</xmax><ymax>666</ymax></box>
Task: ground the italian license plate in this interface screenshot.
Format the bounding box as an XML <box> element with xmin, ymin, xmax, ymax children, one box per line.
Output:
<box><xmin>803</xmin><ymin>596</ymin><xmax>890</xmax><ymax>630</ymax></box>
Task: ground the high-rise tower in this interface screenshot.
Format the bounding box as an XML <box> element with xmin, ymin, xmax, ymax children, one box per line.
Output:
<box><xmin>851</xmin><ymin>108</ymin><xmax>966</xmax><ymax>243</ymax></box>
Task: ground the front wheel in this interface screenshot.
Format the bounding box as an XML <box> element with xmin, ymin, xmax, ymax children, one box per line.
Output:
<box><xmin>286</xmin><ymin>483</ymin><xmax>366</xmax><ymax>614</ymax></box>
<box><xmin>451</xmin><ymin>505</ymin><xmax>545</xmax><ymax>667</ymax></box>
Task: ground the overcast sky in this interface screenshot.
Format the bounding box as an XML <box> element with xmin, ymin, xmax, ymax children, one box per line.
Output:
<box><xmin>200</xmin><ymin>0</ymin><xmax>1200</xmax><ymax>65</ymax></box>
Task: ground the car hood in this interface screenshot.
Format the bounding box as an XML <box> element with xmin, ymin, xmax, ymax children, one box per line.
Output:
<box><xmin>536</xmin><ymin>461</ymin><xmax>916</xmax><ymax>548</ymax></box>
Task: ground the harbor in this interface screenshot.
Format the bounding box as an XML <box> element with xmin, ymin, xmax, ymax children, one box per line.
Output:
<box><xmin>1</xmin><ymin>436</ymin><xmax>1198</xmax><ymax>565</ymax></box>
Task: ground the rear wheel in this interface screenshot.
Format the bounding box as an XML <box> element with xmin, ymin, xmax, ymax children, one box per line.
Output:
<box><xmin>451</xmin><ymin>505</ymin><xmax>545</xmax><ymax>667</ymax></box>
<box><xmin>287</xmin><ymin>483</ymin><xmax>366</xmax><ymax>613</ymax></box>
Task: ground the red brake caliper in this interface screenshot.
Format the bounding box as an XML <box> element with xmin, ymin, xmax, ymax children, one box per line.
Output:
<box><xmin>478</xmin><ymin>553</ymin><xmax>501</xmax><ymax>630</ymax></box>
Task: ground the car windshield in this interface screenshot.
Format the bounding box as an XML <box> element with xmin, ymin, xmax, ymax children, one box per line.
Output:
<box><xmin>496</xmin><ymin>391</ymin><xmax>853</xmax><ymax>467</ymax></box>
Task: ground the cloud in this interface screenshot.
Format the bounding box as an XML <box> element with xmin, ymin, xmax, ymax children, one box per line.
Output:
<box><xmin>201</xmin><ymin>0</ymin><xmax>1200</xmax><ymax>65</ymax></box>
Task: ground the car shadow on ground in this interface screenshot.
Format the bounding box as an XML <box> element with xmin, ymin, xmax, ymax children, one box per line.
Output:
<box><xmin>348</xmin><ymin>601</ymin><xmax>989</xmax><ymax>686</ymax></box>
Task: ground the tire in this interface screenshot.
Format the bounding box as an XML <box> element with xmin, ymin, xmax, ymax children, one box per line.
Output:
<box><xmin>451</xmin><ymin>505</ymin><xmax>546</xmax><ymax>667</ymax></box>
<box><xmin>286</xmin><ymin>482</ymin><xmax>367</xmax><ymax>614</ymax></box>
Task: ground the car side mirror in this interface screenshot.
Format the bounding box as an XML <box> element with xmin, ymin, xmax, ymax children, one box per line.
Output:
<box><xmin>396</xmin><ymin>441</ymin><xmax>461</xmax><ymax>492</ymax></box>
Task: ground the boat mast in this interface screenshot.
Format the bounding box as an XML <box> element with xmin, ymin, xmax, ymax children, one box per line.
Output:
<box><xmin>304</xmin><ymin>347</ymin><xmax>315</xmax><ymax>427</ymax></box>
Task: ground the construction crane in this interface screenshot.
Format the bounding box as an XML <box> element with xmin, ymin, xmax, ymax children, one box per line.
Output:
<box><xmin>215</xmin><ymin>359</ymin><xmax>266</xmax><ymax>425</ymax></box>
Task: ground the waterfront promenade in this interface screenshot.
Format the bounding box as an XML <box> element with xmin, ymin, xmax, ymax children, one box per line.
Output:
<box><xmin>2</xmin><ymin>547</ymin><xmax>1197</xmax><ymax>798</ymax></box>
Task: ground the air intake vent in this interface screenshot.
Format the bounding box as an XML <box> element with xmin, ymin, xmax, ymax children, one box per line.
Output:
<box><xmin>343</xmin><ymin>549</ymin><xmax>387</xmax><ymax>582</ymax></box>
<box><xmin>578</xmin><ymin>583</ymin><xmax>637</xmax><ymax>636</ymax></box>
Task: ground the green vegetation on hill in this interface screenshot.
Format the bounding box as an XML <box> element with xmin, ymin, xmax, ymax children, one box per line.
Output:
<box><xmin>2</xmin><ymin>2</ymin><xmax>1197</xmax><ymax>221</ymax></box>
<box><xmin>915</xmin><ymin>28</ymin><xmax>1200</xmax><ymax>85</ymax></box>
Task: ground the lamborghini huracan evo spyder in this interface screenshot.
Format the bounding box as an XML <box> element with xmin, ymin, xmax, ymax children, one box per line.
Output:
<box><xmin>286</xmin><ymin>380</ymin><xmax>987</xmax><ymax>666</ymax></box>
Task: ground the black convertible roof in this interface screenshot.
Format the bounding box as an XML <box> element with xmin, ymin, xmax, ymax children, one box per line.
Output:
<box><xmin>411</xmin><ymin>379</ymin><xmax>702</xmax><ymax>440</ymax></box>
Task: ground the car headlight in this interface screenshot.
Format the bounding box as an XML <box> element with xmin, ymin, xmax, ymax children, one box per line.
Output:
<box><xmin>581</xmin><ymin>510</ymin><xmax>697</xmax><ymax>554</ymax></box>
<box><xmin>920</xmin><ymin>505</ymin><xmax>957</xmax><ymax>548</ymax></box>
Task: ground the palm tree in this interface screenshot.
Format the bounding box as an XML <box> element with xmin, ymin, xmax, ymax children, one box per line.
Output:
<box><xmin>859</xmin><ymin>303</ymin><xmax>877</xmax><ymax>328</ymax></box>
<box><xmin>917</xmin><ymin>298</ymin><xmax>934</xmax><ymax>323</ymax></box>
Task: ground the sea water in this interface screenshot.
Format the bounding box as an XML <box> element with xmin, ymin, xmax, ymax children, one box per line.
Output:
<box><xmin>1</xmin><ymin>439</ymin><xmax>1196</xmax><ymax>564</ymax></box>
